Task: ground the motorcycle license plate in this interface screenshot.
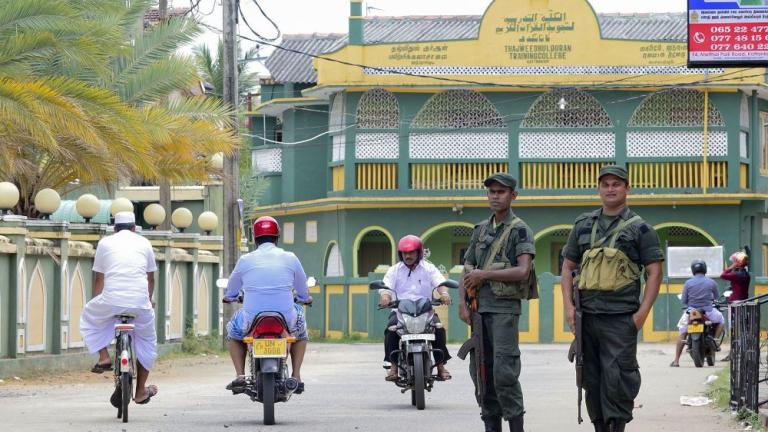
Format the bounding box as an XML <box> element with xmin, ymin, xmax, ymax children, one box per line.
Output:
<box><xmin>401</xmin><ymin>334</ymin><xmax>435</xmax><ymax>341</ymax></box>
<box><xmin>252</xmin><ymin>339</ymin><xmax>287</xmax><ymax>357</ymax></box>
<box><xmin>687</xmin><ymin>323</ymin><xmax>704</xmax><ymax>333</ymax></box>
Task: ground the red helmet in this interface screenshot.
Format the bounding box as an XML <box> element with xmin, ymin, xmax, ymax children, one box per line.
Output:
<box><xmin>397</xmin><ymin>235</ymin><xmax>423</xmax><ymax>262</ymax></box>
<box><xmin>253</xmin><ymin>216</ymin><xmax>279</xmax><ymax>238</ymax></box>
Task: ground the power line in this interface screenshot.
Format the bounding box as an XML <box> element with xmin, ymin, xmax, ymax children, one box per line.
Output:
<box><xmin>238</xmin><ymin>0</ymin><xmax>281</xmax><ymax>42</ymax></box>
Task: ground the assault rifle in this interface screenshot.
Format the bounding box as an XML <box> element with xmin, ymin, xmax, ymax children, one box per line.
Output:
<box><xmin>457</xmin><ymin>268</ymin><xmax>485</xmax><ymax>407</ymax></box>
<box><xmin>567</xmin><ymin>271</ymin><xmax>584</xmax><ymax>424</ymax></box>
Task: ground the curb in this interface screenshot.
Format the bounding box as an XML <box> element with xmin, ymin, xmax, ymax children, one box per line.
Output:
<box><xmin>0</xmin><ymin>343</ymin><xmax>182</xmax><ymax>379</ymax></box>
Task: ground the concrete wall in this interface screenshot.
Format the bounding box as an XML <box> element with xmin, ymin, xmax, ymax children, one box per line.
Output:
<box><xmin>0</xmin><ymin>217</ymin><xmax>222</xmax><ymax>360</ymax></box>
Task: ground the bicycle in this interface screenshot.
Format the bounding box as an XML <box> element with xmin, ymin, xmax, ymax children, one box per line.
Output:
<box><xmin>112</xmin><ymin>313</ymin><xmax>137</xmax><ymax>423</ymax></box>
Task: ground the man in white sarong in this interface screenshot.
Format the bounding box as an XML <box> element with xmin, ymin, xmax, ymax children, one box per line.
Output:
<box><xmin>80</xmin><ymin>211</ymin><xmax>158</xmax><ymax>404</ymax></box>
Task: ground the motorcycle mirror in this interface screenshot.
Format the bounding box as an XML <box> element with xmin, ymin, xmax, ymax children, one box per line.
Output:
<box><xmin>306</xmin><ymin>276</ymin><xmax>317</xmax><ymax>287</ymax></box>
<box><xmin>369</xmin><ymin>280</ymin><xmax>389</xmax><ymax>291</ymax></box>
<box><xmin>724</xmin><ymin>290</ymin><xmax>733</xmax><ymax>298</ymax></box>
<box><xmin>216</xmin><ymin>278</ymin><xmax>229</xmax><ymax>289</ymax></box>
<box><xmin>438</xmin><ymin>279</ymin><xmax>459</xmax><ymax>289</ymax></box>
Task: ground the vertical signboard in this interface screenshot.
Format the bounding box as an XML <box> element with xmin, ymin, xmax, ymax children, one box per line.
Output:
<box><xmin>688</xmin><ymin>0</ymin><xmax>768</xmax><ymax>67</ymax></box>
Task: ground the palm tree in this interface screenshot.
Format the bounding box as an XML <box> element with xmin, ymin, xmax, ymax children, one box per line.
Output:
<box><xmin>1</xmin><ymin>0</ymin><xmax>238</xmax><ymax>216</ymax></box>
<box><xmin>193</xmin><ymin>40</ymin><xmax>261</xmax><ymax>105</ymax></box>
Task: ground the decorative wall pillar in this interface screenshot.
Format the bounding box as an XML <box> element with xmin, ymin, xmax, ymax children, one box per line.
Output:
<box><xmin>0</xmin><ymin>215</ymin><xmax>26</xmax><ymax>358</ymax></box>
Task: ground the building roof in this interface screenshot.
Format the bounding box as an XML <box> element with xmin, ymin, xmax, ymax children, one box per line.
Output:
<box><xmin>265</xmin><ymin>13</ymin><xmax>687</xmax><ymax>84</ymax></box>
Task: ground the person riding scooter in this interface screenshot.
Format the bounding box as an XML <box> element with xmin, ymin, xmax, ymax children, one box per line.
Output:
<box><xmin>379</xmin><ymin>235</ymin><xmax>452</xmax><ymax>381</ymax></box>
<box><xmin>670</xmin><ymin>259</ymin><xmax>724</xmax><ymax>367</ymax></box>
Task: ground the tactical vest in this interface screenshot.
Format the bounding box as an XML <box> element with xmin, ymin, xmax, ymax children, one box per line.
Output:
<box><xmin>578</xmin><ymin>215</ymin><xmax>642</xmax><ymax>291</ymax></box>
<box><xmin>465</xmin><ymin>217</ymin><xmax>538</xmax><ymax>300</ymax></box>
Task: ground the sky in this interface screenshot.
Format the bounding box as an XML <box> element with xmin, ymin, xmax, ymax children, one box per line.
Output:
<box><xmin>187</xmin><ymin>0</ymin><xmax>687</xmax><ymax>53</ymax></box>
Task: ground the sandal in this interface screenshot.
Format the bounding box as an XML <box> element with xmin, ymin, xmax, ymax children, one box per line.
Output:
<box><xmin>134</xmin><ymin>385</ymin><xmax>158</xmax><ymax>405</ymax></box>
<box><xmin>437</xmin><ymin>367</ymin><xmax>452</xmax><ymax>381</ymax></box>
<box><xmin>91</xmin><ymin>362</ymin><xmax>113</xmax><ymax>374</ymax></box>
<box><xmin>669</xmin><ymin>361</ymin><xmax>679</xmax><ymax>367</ymax></box>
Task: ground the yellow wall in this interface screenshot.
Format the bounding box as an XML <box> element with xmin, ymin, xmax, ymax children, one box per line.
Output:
<box><xmin>27</xmin><ymin>266</ymin><xmax>45</xmax><ymax>351</ymax></box>
<box><xmin>69</xmin><ymin>269</ymin><xmax>85</xmax><ymax>346</ymax></box>
<box><xmin>317</xmin><ymin>0</ymin><xmax>762</xmax><ymax>88</ymax></box>
<box><xmin>197</xmin><ymin>273</ymin><xmax>210</xmax><ymax>335</ymax></box>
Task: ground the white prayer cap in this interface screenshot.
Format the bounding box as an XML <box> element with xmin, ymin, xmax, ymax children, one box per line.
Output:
<box><xmin>114</xmin><ymin>211</ymin><xmax>136</xmax><ymax>225</ymax></box>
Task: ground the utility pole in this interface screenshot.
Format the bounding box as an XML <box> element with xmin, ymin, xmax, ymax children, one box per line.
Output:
<box><xmin>158</xmin><ymin>0</ymin><xmax>171</xmax><ymax>230</ymax></box>
<box><xmin>222</xmin><ymin>0</ymin><xmax>240</xmax><ymax>342</ymax></box>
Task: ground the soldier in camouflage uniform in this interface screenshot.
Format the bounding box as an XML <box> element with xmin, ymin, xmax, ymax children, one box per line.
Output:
<box><xmin>459</xmin><ymin>173</ymin><xmax>536</xmax><ymax>432</ymax></box>
<box><xmin>560</xmin><ymin>166</ymin><xmax>664</xmax><ymax>432</ymax></box>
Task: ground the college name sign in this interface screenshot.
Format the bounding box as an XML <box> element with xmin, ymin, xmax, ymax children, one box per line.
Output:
<box><xmin>688</xmin><ymin>0</ymin><xmax>768</xmax><ymax>67</ymax></box>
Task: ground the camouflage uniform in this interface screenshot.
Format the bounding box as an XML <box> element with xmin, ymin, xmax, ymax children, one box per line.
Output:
<box><xmin>563</xmin><ymin>205</ymin><xmax>663</xmax><ymax>429</ymax></box>
<box><xmin>465</xmin><ymin>209</ymin><xmax>535</xmax><ymax>428</ymax></box>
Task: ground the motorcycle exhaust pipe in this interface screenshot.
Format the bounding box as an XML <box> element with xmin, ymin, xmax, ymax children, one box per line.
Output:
<box><xmin>283</xmin><ymin>377</ymin><xmax>300</xmax><ymax>393</ymax></box>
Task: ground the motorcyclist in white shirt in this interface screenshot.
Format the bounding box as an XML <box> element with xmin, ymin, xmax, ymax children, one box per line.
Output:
<box><xmin>379</xmin><ymin>235</ymin><xmax>452</xmax><ymax>381</ymax></box>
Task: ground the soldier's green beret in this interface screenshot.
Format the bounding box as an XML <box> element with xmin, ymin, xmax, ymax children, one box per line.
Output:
<box><xmin>483</xmin><ymin>172</ymin><xmax>517</xmax><ymax>190</ymax></box>
<box><xmin>598</xmin><ymin>165</ymin><xmax>629</xmax><ymax>184</ymax></box>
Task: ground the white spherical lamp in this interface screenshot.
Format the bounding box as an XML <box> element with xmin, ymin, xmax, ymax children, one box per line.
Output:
<box><xmin>75</xmin><ymin>194</ymin><xmax>100</xmax><ymax>223</ymax></box>
<box><xmin>210</xmin><ymin>152</ymin><xmax>224</xmax><ymax>171</ymax></box>
<box><xmin>110</xmin><ymin>197</ymin><xmax>134</xmax><ymax>216</ymax></box>
<box><xmin>0</xmin><ymin>182</ymin><xmax>19</xmax><ymax>214</ymax></box>
<box><xmin>171</xmin><ymin>208</ymin><xmax>193</xmax><ymax>233</ymax></box>
<box><xmin>34</xmin><ymin>188</ymin><xmax>61</xmax><ymax>218</ymax></box>
<box><xmin>197</xmin><ymin>211</ymin><xmax>218</xmax><ymax>235</ymax></box>
<box><xmin>143</xmin><ymin>204</ymin><xmax>166</xmax><ymax>228</ymax></box>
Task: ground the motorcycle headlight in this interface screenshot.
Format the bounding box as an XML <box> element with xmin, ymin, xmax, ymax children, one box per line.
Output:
<box><xmin>403</xmin><ymin>315</ymin><xmax>429</xmax><ymax>334</ymax></box>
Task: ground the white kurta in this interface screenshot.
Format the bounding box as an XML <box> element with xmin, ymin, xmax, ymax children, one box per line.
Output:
<box><xmin>80</xmin><ymin>296</ymin><xmax>158</xmax><ymax>370</ymax></box>
<box><xmin>80</xmin><ymin>230</ymin><xmax>158</xmax><ymax>370</ymax></box>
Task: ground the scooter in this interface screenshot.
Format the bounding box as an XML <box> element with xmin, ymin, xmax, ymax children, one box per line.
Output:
<box><xmin>684</xmin><ymin>290</ymin><xmax>730</xmax><ymax>367</ymax></box>
<box><xmin>219</xmin><ymin>277</ymin><xmax>314</xmax><ymax>425</ymax></box>
<box><xmin>369</xmin><ymin>279</ymin><xmax>459</xmax><ymax>410</ymax></box>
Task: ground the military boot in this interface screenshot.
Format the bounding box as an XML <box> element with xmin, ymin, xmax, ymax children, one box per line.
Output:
<box><xmin>607</xmin><ymin>419</ymin><xmax>626</xmax><ymax>432</ymax></box>
<box><xmin>508</xmin><ymin>416</ymin><xmax>524</xmax><ymax>432</ymax></box>
<box><xmin>482</xmin><ymin>416</ymin><xmax>502</xmax><ymax>432</ymax></box>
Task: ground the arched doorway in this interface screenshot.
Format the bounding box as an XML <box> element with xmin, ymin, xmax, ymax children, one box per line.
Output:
<box><xmin>354</xmin><ymin>227</ymin><xmax>394</xmax><ymax>277</ymax></box>
<box><xmin>654</xmin><ymin>223</ymin><xmax>717</xmax><ymax>247</ymax></box>
<box><xmin>421</xmin><ymin>222</ymin><xmax>475</xmax><ymax>273</ymax></box>
<box><xmin>534</xmin><ymin>225</ymin><xmax>574</xmax><ymax>276</ymax></box>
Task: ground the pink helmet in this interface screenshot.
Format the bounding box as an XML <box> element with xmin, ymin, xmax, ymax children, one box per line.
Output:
<box><xmin>253</xmin><ymin>216</ymin><xmax>279</xmax><ymax>238</ymax></box>
<box><xmin>397</xmin><ymin>235</ymin><xmax>423</xmax><ymax>262</ymax></box>
<box><xmin>730</xmin><ymin>251</ymin><xmax>748</xmax><ymax>267</ymax></box>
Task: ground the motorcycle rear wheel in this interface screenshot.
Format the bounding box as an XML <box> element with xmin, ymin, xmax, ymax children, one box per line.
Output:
<box><xmin>261</xmin><ymin>373</ymin><xmax>276</xmax><ymax>425</ymax></box>
<box><xmin>413</xmin><ymin>354</ymin><xmax>426</xmax><ymax>410</ymax></box>
<box><xmin>690</xmin><ymin>338</ymin><xmax>704</xmax><ymax>367</ymax></box>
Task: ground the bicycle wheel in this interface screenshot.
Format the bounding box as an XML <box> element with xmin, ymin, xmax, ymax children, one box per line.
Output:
<box><xmin>120</xmin><ymin>332</ymin><xmax>133</xmax><ymax>423</ymax></box>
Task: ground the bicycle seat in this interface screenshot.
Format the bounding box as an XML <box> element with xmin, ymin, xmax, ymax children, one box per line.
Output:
<box><xmin>115</xmin><ymin>313</ymin><xmax>137</xmax><ymax>320</ymax></box>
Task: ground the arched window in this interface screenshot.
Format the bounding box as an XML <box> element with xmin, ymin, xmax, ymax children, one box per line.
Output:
<box><xmin>355</xmin><ymin>89</ymin><xmax>399</xmax><ymax>159</ymax></box>
<box><xmin>408</xmin><ymin>90</ymin><xmax>508</xmax><ymax>189</ymax></box>
<box><xmin>626</xmin><ymin>89</ymin><xmax>728</xmax><ymax>188</ymax></box>
<box><xmin>412</xmin><ymin>90</ymin><xmax>505</xmax><ymax>129</ymax></box>
<box><xmin>519</xmin><ymin>89</ymin><xmax>614</xmax><ymax>159</ymax></box>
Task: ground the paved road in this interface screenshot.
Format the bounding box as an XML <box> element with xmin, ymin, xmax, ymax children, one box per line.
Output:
<box><xmin>0</xmin><ymin>343</ymin><xmax>737</xmax><ymax>431</ymax></box>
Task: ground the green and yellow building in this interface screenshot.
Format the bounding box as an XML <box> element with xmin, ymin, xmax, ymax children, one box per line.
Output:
<box><xmin>248</xmin><ymin>0</ymin><xmax>768</xmax><ymax>342</ymax></box>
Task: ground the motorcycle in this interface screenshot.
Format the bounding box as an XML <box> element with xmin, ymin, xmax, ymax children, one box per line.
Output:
<box><xmin>219</xmin><ymin>277</ymin><xmax>315</xmax><ymax>425</ymax></box>
<box><xmin>683</xmin><ymin>289</ymin><xmax>730</xmax><ymax>368</ymax></box>
<box><xmin>369</xmin><ymin>279</ymin><xmax>459</xmax><ymax>410</ymax></box>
